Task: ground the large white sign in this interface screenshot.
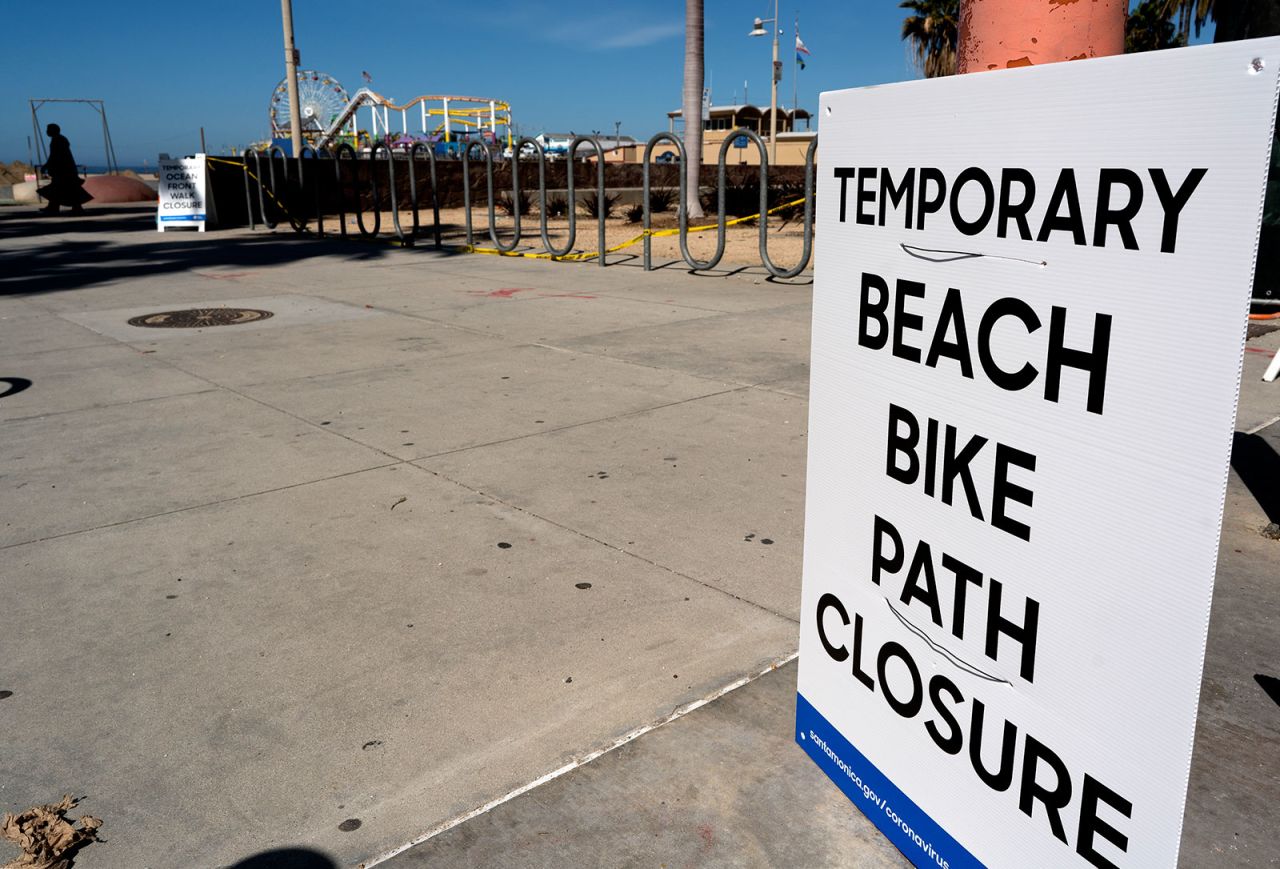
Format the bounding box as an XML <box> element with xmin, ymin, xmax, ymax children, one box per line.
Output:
<box><xmin>797</xmin><ymin>39</ymin><xmax>1280</xmax><ymax>868</ymax></box>
<box><xmin>157</xmin><ymin>155</ymin><xmax>208</xmax><ymax>231</ymax></box>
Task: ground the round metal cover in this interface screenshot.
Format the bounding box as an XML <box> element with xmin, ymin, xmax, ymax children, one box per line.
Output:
<box><xmin>128</xmin><ymin>308</ymin><xmax>273</xmax><ymax>329</ymax></box>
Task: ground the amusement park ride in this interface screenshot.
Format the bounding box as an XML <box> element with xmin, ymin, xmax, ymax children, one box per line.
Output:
<box><xmin>268</xmin><ymin>70</ymin><xmax>513</xmax><ymax>157</ymax></box>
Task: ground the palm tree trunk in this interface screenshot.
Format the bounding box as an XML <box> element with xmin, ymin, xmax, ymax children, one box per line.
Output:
<box><xmin>683</xmin><ymin>0</ymin><xmax>705</xmax><ymax>219</ymax></box>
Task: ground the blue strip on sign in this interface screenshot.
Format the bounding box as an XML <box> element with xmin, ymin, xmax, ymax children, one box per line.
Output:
<box><xmin>160</xmin><ymin>215</ymin><xmax>206</xmax><ymax>222</ymax></box>
<box><xmin>795</xmin><ymin>693</ymin><xmax>984</xmax><ymax>869</ymax></box>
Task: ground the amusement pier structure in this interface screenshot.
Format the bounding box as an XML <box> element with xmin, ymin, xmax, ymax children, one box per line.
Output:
<box><xmin>269</xmin><ymin>71</ymin><xmax>512</xmax><ymax>157</ymax></box>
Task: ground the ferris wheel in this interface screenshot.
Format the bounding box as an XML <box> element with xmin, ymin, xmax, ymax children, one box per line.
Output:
<box><xmin>269</xmin><ymin>70</ymin><xmax>349</xmax><ymax>140</ymax></box>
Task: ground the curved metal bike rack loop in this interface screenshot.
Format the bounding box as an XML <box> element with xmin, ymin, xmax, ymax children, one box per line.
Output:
<box><xmin>314</xmin><ymin>146</ymin><xmax>336</xmax><ymax>238</ymax></box>
<box><xmin>240</xmin><ymin>149</ymin><xmax>258</xmax><ymax>230</ymax></box>
<box><xmin>483</xmin><ymin>141</ymin><xmax>520</xmax><ymax>253</ymax></box>
<box><xmin>351</xmin><ymin>145</ymin><xmax>381</xmax><ymax>238</ymax></box>
<box><xmin>785</xmin><ymin>137</ymin><xmax>818</xmax><ymax>278</ymax></box>
<box><xmin>641</xmin><ymin>133</ymin><xmax>695</xmax><ymax>271</ymax></box>
<box><xmin>333</xmin><ymin>143</ymin><xmax>359</xmax><ymax>238</ymax></box>
<box><xmin>408</xmin><ymin>143</ymin><xmax>441</xmax><ymax>247</ymax></box>
<box><xmin>547</xmin><ymin>136</ymin><xmax>606</xmax><ymax>265</ymax></box>
<box><xmin>297</xmin><ymin>146</ymin><xmax>319</xmax><ymax>235</ymax></box>
<box><xmin>460</xmin><ymin>142</ymin><xmax>489</xmax><ymax>247</ymax></box>
<box><xmin>734</xmin><ymin>129</ymin><xmax>815</xmax><ymax>279</ymax></box>
<box><xmin>678</xmin><ymin>134</ymin><xmax>736</xmax><ymax>272</ymax></box>
<box><xmin>515</xmin><ymin>139</ymin><xmax>554</xmax><ymax>253</ymax></box>
<box><xmin>372</xmin><ymin>143</ymin><xmax>405</xmax><ymax>243</ymax></box>
<box><xmin>269</xmin><ymin>146</ymin><xmax>292</xmax><ymax>230</ymax></box>
<box><xmin>249</xmin><ymin>149</ymin><xmax>277</xmax><ymax>230</ymax></box>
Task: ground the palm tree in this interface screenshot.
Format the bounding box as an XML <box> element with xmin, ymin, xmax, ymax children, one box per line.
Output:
<box><xmin>1169</xmin><ymin>0</ymin><xmax>1280</xmax><ymax>42</ymax></box>
<box><xmin>1127</xmin><ymin>0</ymin><xmax>1187</xmax><ymax>51</ymax></box>
<box><xmin>683</xmin><ymin>0</ymin><xmax>705</xmax><ymax>219</ymax></box>
<box><xmin>1162</xmin><ymin>0</ymin><xmax>1214</xmax><ymax>41</ymax></box>
<box><xmin>900</xmin><ymin>0</ymin><xmax>960</xmax><ymax>78</ymax></box>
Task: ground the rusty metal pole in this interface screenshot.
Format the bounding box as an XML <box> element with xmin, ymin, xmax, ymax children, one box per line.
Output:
<box><xmin>280</xmin><ymin>0</ymin><xmax>303</xmax><ymax>156</ymax></box>
<box><xmin>957</xmin><ymin>0</ymin><xmax>1126</xmax><ymax>74</ymax></box>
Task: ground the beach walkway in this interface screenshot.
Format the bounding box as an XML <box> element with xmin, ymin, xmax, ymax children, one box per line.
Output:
<box><xmin>0</xmin><ymin>204</ymin><xmax>1276</xmax><ymax>868</ymax></box>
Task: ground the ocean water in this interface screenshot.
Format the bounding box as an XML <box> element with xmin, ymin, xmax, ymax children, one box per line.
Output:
<box><xmin>83</xmin><ymin>166</ymin><xmax>154</xmax><ymax>175</ymax></box>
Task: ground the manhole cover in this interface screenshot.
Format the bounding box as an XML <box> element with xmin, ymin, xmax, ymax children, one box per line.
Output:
<box><xmin>127</xmin><ymin>308</ymin><xmax>273</xmax><ymax>329</ymax></box>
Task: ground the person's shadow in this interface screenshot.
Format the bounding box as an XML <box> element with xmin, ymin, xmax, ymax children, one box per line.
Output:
<box><xmin>1231</xmin><ymin>431</ymin><xmax>1280</xmax><ymax>525</ymax></box>
<box><xmin>226</xmin><ymin>847</ymin><xmax>338</xmax><ymax>869</ymax></box>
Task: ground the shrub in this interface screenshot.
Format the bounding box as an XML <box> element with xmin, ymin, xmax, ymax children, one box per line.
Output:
<box><xmin>544</xmin><ymin>195</ymin><xmax>569</xmax><ymax>218</ymax></box>
<box><xmin>647</xmin><ymin>187</ymin><xmax>676</xmax><ymax>214</ymax></box>
<box><xmin>705</xmin><ymin>178</ymin><xmax>765</xmax><ymax>224</ymax></box>
<box><xmin>624</xmin><ymin>203</ymin><xmax>645</xmax><ymax>224</ymax></box>
<box><xmin>496</xmin><ymin>190</ymin><xmax>532</xmax><ymax>217</ymax></box>
<box><xmin>579</xmin><ymin>192</ymin><xmax>621</xmax><ymax>219</ymax></box>
<box><xmin>770</xmin><ymin>181</ymin><xmax>807</xmax><ymax>223</ymax></box>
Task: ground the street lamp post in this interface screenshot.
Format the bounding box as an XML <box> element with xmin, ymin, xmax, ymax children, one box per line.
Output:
<box><xmin>748</xmin><ymin>1</ymin><xmax>781</xmax><ymax>164</ymax></box>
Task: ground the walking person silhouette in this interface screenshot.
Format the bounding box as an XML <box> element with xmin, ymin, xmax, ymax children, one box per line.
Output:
<box><xmin>38</xmin><ymin>124</ymin><xmax>92</xmax><ymax>215</ymax></box>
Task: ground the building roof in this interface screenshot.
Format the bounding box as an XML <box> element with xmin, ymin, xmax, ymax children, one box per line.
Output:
<box><xmin>668</xmin><ymin>103</ymin><xmax>805</xmax><ymax>119</ymax></box>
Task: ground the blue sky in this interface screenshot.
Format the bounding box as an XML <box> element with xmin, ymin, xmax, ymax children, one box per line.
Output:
<box><xmin>0</xmin><ymin>1</ymin><xmax>1211</xmax><ymax>166</ymax></box>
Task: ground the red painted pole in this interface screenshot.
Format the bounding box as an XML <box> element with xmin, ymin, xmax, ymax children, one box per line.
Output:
<box><xmin>957</xmin><ymin>0</ymin><xmax>1126</xmax><ymax>74</ymax></box>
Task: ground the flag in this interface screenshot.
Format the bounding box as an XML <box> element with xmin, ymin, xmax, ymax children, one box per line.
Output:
<box><xmin>796</xmin><ymin>33</ymin><xmax>811</xmax><ymax>69</ymax></box>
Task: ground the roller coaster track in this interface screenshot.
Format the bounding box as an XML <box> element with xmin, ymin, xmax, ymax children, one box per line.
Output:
<box><xmin>314</xmin><ymin>88</ymin><xmax>511</xmax><ymax>150</ymax></box>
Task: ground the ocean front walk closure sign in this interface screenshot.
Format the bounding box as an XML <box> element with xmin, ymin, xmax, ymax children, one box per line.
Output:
<box><xmin>157</xmin><ymin>155</ymin><xmax>208</xmax><ymax>232</ymax></box>
<box><xmin>796</xmin><ymin>39</ymin><xmax>1280</xmax><ymax>869</ymax></box>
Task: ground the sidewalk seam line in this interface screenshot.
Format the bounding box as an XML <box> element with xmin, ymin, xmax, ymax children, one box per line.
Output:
<box><xmin>526</xmin><ymin>341</ymin><xmax>774</xmax><ymax>390</ymax></box>
<box><xmin>359</xmin><ymin>650</ymin><xmax>799</xmax><ymax>868</ymax></box>
<box><xmin>0</xmin><ymin>387</ymin><xmax>221</xmax><ymax>424</ymax></box>
<box><xmin>411</xmin><ymin>462</ymin><xmax>798</xmax><ymax>625</ymax></box>
<box><xmin>0</xmin><ymin>461</ymin><xmax>402</xmax><ymax>552</ymax></box>
<box><xmin>146</xmin><ymin>359</ymin><xmax>413</xmax><ymax>463</ymax></box>
<box><xmin>1244</xmin><ymin>414</ymin><xmax>1280</xmax><ymax>435</ymax></box>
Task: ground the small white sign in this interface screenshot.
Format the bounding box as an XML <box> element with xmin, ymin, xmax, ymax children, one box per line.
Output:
<box><xmin>798</xmin><ymin>39</ymin><xmax>1279</xmax><ymax>868</ymax></box>
<box><xmin>157</xmin><ymin>155</ymin><xmax>208</xmax><ymax>231</ymax></box>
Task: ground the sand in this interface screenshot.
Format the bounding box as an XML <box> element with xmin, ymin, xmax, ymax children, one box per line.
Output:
<box><xmin>0</xmin><ymin>161</ymin><xmax>34</xmax><ymax>185</ymax></box>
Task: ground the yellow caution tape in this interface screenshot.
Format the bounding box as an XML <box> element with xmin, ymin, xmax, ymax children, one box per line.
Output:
<box><xmin>459</xmin><ymin>196</ymin><xmax>809</xmax><ymax>261</ymax></box>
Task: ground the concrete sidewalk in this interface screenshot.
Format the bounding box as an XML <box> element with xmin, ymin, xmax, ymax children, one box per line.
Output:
<box><xmin>0</xmin><ymin>205</ymin><xmax>1276</xmax><ymax>868</ymax></box>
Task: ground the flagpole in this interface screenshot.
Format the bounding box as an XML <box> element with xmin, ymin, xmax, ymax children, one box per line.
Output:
<box><xmin>792</xmin><ymin>12</ymin><xmax>799</xmax><ymax>122</ymax></box>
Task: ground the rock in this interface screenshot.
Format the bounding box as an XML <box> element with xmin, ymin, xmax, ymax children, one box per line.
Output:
<box><xmin>83</xmin><ymin>174</ymin><xmax>157</xmax><ymax>203</ymax></box>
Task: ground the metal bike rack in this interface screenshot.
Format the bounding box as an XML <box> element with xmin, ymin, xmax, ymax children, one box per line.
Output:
<box><xmin>481</xmin><ymin>141</ymin><xmax>519</xmax><ymax>253</ymax></box>
<box><xmin>732</xmin><ymin>130</ymin><xmax>816</xmax><ymax>279</ymax></box>
<box><xmin>571</xmin><ymin>135</ymin><xmax>607</xmax><ymax>267</ymax></box>
<box><xmin>298</xmin><ymin>145</ymin><xmax>329</xmax><ymax>236</ymax></box>
<box><xmin>408</xmin><ymin>142</ymin><xmax>441</xmax><ymax>248</ymax></box>
<box><xmin>238</xmin><ymin>131</ymin><xmax>816</xmax><ymax>279</ymax></box>
<box><xmin>241</xmin><ymin>149</ymin><xmax>257</xmax><ymax>231</ymax></box>
<box><xmin>334</xmin><ymin>143</ymin><xmax>357</xmax><ymax>238</ymax></box>
<box><xmin>459</xmin><ymin>142</ymin><xmax>485</xmax><ymax>248</ymax></box>
<box><xmin>247</xmin><ymin>149</ymin><xmax>276</xmax><ymax>230</ymax></box>
<box><xmin>347</xmin><ymin>145</ymin><xmax>380</xmax><ymax>238</ymax></box>
<box><xmin>371</xmin><ymin>143</ymin><xmax>405</xmax><ymax>244</ymax></box>
<box><xmin>516</xmin><ymin>139</ymin><xmax>555</xmax><ymax>253</ymax></box>
<box><xmin>641</xmin><ymin>133</ymin><xmax>693</xmax><ymax>271</ymax></box>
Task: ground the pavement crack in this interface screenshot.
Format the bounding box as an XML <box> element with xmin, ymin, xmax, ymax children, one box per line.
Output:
<box><xmin>412</xmin><ymin>386</ymin><xmax>752</xmax><ymax>461</ymax></box>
